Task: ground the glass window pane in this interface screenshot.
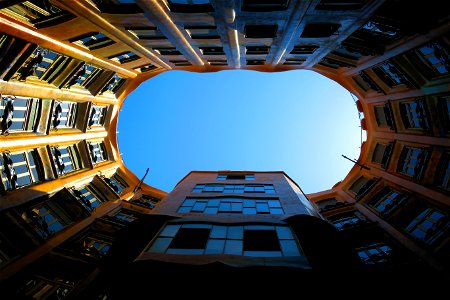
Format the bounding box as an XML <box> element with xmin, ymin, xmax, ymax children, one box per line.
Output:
<box><xmin>268</xmin><ymin>200</ymin><xmax>281</xmax><ymax>207</ymax></box>
<box><xmin>227</xmin><ymin>226</ymin><xmax>243</xmax><ymax>239</ymax></box>
<box><xmin>280</xmin><ymin>240</ymin><xmax>301</xmax><ymax>256</ymax></box>
<box><xmin>148</xmin><ymin>237</ymin><xmax>172</xmax><ymax>253</ymax></box>
<box><xmin>276</xmin><ymin>227</ymin><xmax>294</xmax><ymax>239</ymax></box>
<box><xmin>210</xmin><ymin>226</ymin><xmax>227</xmax><ymax>239</ymax></box>
<box><xmin>178</xmin><ymin>206</ymin><xmax>191</xmax><ymax>213</ymax></box>
<box><xmin>224</xmin><ymin>240</ymin><xmax>243</xmax><ymax>255</ymax></box>
<box><xmin>160</xmin><ymin>225</ymin><xmax>181</xmax><ymax>237</ymax></box>
<box><xmin>243</xmin><ymin>207</ymin><xmax>257</xmax><ymax>214</ymax></box>
<box><xmin>204</xmin><ymin>207</ymin><xmax>218</xmax><ymax>214</ymax></box>
<box><xmin>183</xmin><ymin>199</ymin><xmax>196</xmax><ymax>206</ymax></box>
<box><xmin>205</xmin><ymin>239</ymin><xmax>225</xmax><ymax>254</ymax></box>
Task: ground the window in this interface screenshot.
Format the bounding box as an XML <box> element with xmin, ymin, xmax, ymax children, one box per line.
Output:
<box><xmin>315</xmin><ymin>198</ymin><xmax>345</xmax><ymax>211</ymax></box>
<box><xmin>87</xmin><ymin>105</ymin><xmax>107</xmax><ymax>128</ymax></box>
<box><xmin>435</xmin><ymin>152</ymin><xmax>450</xmax><ymax>191</ymax></box>
<box><xmin>329</xmin><ymin>211</ymin><xmax>366</xmax><ymax>230</ymax></box>
<box><xmin>99</xmin><ymin>74</ymin><xmax>126</xmax><ymax>94</ymax></box>
<box><xmin>208</xmin><ymin>60</ymin><xmax>227</xmax><ymax>66</ymax></box>
<box><xmin>397</xmin><ymin>146</ymin><xmax>429</xmax><ymax>179</ymax></box>
<box><xmin>178</xmin><ymin>197</ymin><xmax>283</xmax><ymax>214</ymax></box>
<box><xmin>113</xmin><ymin>210</ymin><xmax>138</xmax><ymax>224</ymax></box>
<box><xmin>167</xmin><ymin>0</ymin><xmax>214</xmax><ymax>13</ymax></box>
<box><xmin>246</xmin><ymin>46</ymin><xmax>270</xmax><ymax>55</ymax></box>
<box><xmin>192</xmin><ymin>184</ymin><xmax>275</xmax><ymax>194</ymax></box>
<box><xmin>315</xmin><ymin>0</ymin><xmax>367</xmax><ymax>10</ymax></box>
<box><xmin>88</xmin><ymin>141</ymin><xmax>108</xmax><ymax>165</ymax></box>
<box><xmin>15</xmin><ymin>276</ymin><xmax>76</xmax><ymax>299</ymax></box>
<box><xmin>14</xmin><ymin>48</ymin><xmax>65</xmax><ymax>81</ymax></box>
<box><xmin>103</xmin><ymin>173</ymin><xmax>128</xmax><ymax>194</ymax></box>
<box><xmin>63</xmin><ymin>64</ymin><xmax>99</xmax><ymax>89</ymax></box>
<box><xmin>373</xmin><ymin>61</ymin><xmax>412</xmax><ymax>87</ymax></box>
<box><xmin>349</xmin><ymin>176</ymin><xmax>376</xmax><ymax>198</ymax></box>
<box><xmin>353</xmin><ymin>72</ymin><xmax>382</xmax><ymax>93</ymax></box>
<box><xmin>367</xmin><ymin>187</ymin><xmax>407</xmax><ymax>217</ymax></box>
<box><xmin>217</xmin><ymin>174</ymin><xmax>255</xmax><ymax>180</ymax></box>
<box><xmin>301</xmin><ymin>23</ymin><xmax>341</xmax><ymax>38</ymax></box>
<box><xmin>374</xmin><ymin>103</ymin><xmax>394</xmax><ymax>129</ymax></box>
<box><xmin>405</xmin><ymin>207</ymin><xmax>450</xmax><ymax>246</ymax></box>
<box><xmin>438</xmin><ymin>95</ymin><xmax>450</xmax><ymax>132</ymax></box>
<box><xmin>126</xmin><ymin>27</ymin><xmax>166</xmax><ymax>40</ymax></box>
<box><xmin>136</xmin><ymin>64</ymin><xmax>158</xmax><ymax>73</ymax></box>
<box><xmin>372</xmin><ymin>143</ymin><xmax>393</xmax><ymax>168</ymax></box>
<box><xmin>131</xmin><ymin>194</ymin><xmax>160</xmax><ymax>209</ymax></box>
<box><xmin>21</xmin><ymin>204</ymin><xmax>66</xmax><ymax>239</ymax></box>
<box><xmin>80</xmin><ymin>236</ymin><xmax>111</xmax><ymax>259</ymax></box>
<box><xmin>416</xmin><ymin>41</ymin><xmax>449</xmax><ymax>76</ymax></box>
<box><xmin>170</xmin><ymin>60</ymin><xmax>192</xmax><ymax>66</ymax></box>
<box><xmin>361</xmin><ymin>21</ymin><xmax>398</xmax><ymax>38</ymax></box>
<box><xmin>399</xmin><ymin>98</ymin><xmax>429</xmax><ymax>130</ymax></box>
<box><xmin>247</xmin><ymin>59</ymin><xmax>265</xmax><ymax>65</ymax></box>
<box><xmin>1</xmin><ymin>95</ymin><xmax>40</xmax><ymax>134</ymax></box>
<box><xmin>69</xmin><ymin>32</ymin><xmax>115</xmax><ymax>50</ymax></box>
<box><xmin>51</xmin><ymin>101</ymin><xmax>77</xmax><ymax>129</ymax></box>
<box><xmin>108</xmin><ymin>51</ymin><xmax>140</xmax><ymax>64</ymax></box>
<box><xmin>199</xmin><ymin>47</ymin><xmax>225</xmax><ymax>55</ymax></box>
<box><xmin>290</xmin><ymin>45</ymin><xmax>319</xmax><ymax>55</ymax></box>
<box><xmin>153</xmin><ymin>47</ymin><xmax>182</xmax><ymax>56</ymax></box>
<box><xmin>357</xmin><ymin>243</ymin><xmax>392</xmax><ymax>265</ymax></box>
<box><xmin>0</xmin><ymin>0</ymin><xmax>75</xmax><ymax>28</ymax></box>
<box><xmin>185</xmin><ymin>26</ymin><xmax>219</xmax><ymax>39</ymax></box>
<box><xmin>51</xmin><ymin>144</ymin><xmax>82</xmax><ymax>176</ymax></box>
<box><xmin>0</xmin><ymin>150</ymin><xmax>42</xmax><ymax>191</ymax></box>
<box><xmin>244</xmin><ymin>25</ymin><xmax>278</xmax><ymax>38</ymax></box>
<box><xmin>242</xmin><ymin>0</ymin><xmax>290</xmax><ymax>12</ymax></box>
<box><xmin>148</xmin><ymin>224</ymin><xmax>302</xmax><ymax>257</ymax></box>
<box><xmin>283</xmin><ymin>58</ymin><xmax>306</xmax><ymax>65</ymax></box>
<box><xmin>170</xmin><ymin>228</ymin><xmax>210</xmax><ymax>250</ymax></box>
<box><xmin>71</xmin><ymin>184</ymin><xmax>103</xmax><ymax>211</ymax></box>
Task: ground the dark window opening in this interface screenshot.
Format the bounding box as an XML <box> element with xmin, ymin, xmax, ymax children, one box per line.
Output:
<box><xmin>372</xmin><ymin>143</ymin><xmax>393</xmax><ymax>168</ymax></box>
<box><xmin>170</xmin><ymin>60</ymin><xmax>192</xmax><ymax>66</ymax></box>
<box><xmin>126</xmin><ymin>27</ymin><xmax>166</xmax><ymax>40</ymax></box>
<box><xmin>167</xmin><ymin>0</ymin><xmax>214</xmax><ymax>13</ymax></box>
<box><xmin>435</xmin><ymin>152</ymin><xmax>450</xmax><ymax>191</ymax></box>
<box><xmin>153</xmin><ymin>47</ymin><xmax>182</xmax><ymax>56</ymax></box>
<box><xmin>242</xmin><ymin>0</ymin><xmax>290</xmax><ymax>12</ymax></box>
<box><xmin>246</xmin><ymin>46</ymin><xmax>270</xmax><ymax>55</ymax></box>
<box><xmin>199</xmin><ymin>47</ymin><xmax>225</xmax><ymax>55</ymax></box>
<box><xmin>290</xmin><ymin>45</ymin><xmax>319</xmax><ymax>55</ymax></box>
<box><xmin>284</xmin><ymin>58</ymin><xmax>306</xmax><ymax>65</ymax></box>
<box><xmin>301</xmin><ymin>23</ymin><xmax>341</xmax><ymax>38</ymax></box>
<box><xmin>245</xmin><ymin>25</ymin><xmax>278</xmax><ymax>38</ymax></box>
<box><xmin>243</xmin><ymin>230</ymin><xmax>280</xmax><ymax>251</ymax></box>
<box><xmin>170</xmin><ymin>228</ymin><xmax>210</xmax><ymax>249</ymax></box>
<box><xmin>247</xmin><ymin>59</ymin><xmax>265</xmax><ymax>65</ymax></box>
<box><xmin>185</xmin><ymin>26</ymin><xmax>219</xmax><ymax>39</ymax></box>
<box><xmin>208</xmin><ymin>60</ymin><xmax>228</xmax><ymax>66</ymax></box>
<box><xmin>315</xmin><ymin>0</ymin><xmax>367</xmax><ymax>10</ymax></box>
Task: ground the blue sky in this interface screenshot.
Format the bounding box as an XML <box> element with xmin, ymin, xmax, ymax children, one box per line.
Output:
<box><xmin>118</xmin><ymin>69</ymin><xmax>363</xmax><ymax>194</ymax></box>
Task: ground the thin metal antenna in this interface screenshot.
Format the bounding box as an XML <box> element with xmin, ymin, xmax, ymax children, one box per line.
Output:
<box><xmin>133</xmin><ymin>168</ymin><xmax>150</xmax><ymax>193</ymax></box>
<box><xmin>342</xmin><ymin>155</ymin><xmax>370</xmax><ymax>170</ymax></box>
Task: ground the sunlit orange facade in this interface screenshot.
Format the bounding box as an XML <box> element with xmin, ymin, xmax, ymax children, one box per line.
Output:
<box><xmin>0</xmin><ymin>0</ymin><xmax>449</xmax><ymax>296</ymax></box>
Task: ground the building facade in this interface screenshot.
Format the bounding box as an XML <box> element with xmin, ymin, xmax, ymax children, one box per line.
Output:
<box><xmin>0</xmin><ymin>0</ymin><xmax>449</xmax><ymax>297</ymax></box>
